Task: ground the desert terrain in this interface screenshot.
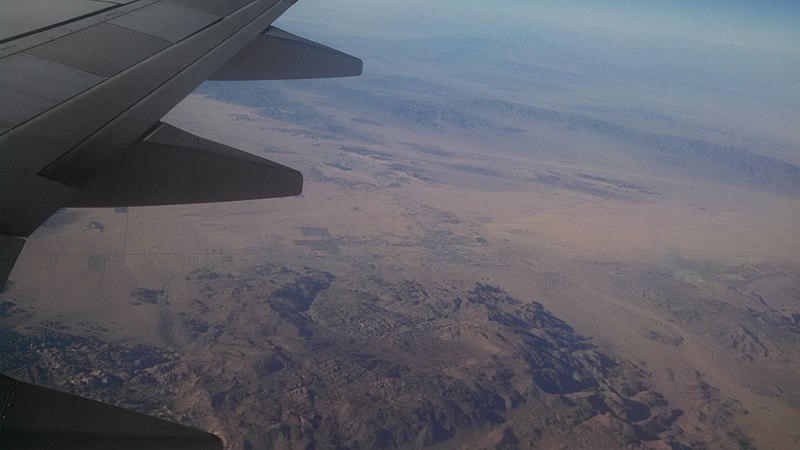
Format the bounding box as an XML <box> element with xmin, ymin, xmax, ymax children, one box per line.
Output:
<box><xmin>2</xmin><ymin>26</ymin><xmax>800</xmax><ymax>449</ymax></box>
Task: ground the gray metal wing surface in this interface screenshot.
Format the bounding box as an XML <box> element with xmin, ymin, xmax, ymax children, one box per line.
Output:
<box><xmin>0</xmin><ymin>0</ymin><xmax>362</xmax><ymax>294</ymax></box>
<box><xmin>0</xmin><ymin>0</ymin><xmax>361</xmax><ymax>446</ymax></box>
<box><xmin>0</xmin><ymin>374</ymin><xmax>223</xmax><ymax>450</ymax></box>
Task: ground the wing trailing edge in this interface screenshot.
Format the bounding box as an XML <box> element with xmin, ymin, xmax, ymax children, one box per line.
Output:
<box><xmin>210</xmin><ymin>26</ymin><xmax>363</xmax><ymax>81</ymax></box>
<box><xmin>0</xmin><ymin>374</ymin><xmax>222</xmax><ymax>450</ymax></box>
<box><xmin>66</xmin><ymin>123</ymin><xmax>303</xmax><ymax>208</ymax></box>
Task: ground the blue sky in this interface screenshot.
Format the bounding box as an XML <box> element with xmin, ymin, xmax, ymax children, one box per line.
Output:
<box><xmin>520</xmin><ymin>0</ymin><xmax>800</xmax><ymax>52</ymax></box>
<box><xmin>283</xmin><ymin>0</ymin><xmax>800</xmax><ymax>54</ymax></box>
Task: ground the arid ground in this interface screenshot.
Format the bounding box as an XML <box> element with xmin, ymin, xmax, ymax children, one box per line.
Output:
<box><xmin>2</xmin><ymin>30</ymin><xmax>799</xmax><ymax>449</ymax></box>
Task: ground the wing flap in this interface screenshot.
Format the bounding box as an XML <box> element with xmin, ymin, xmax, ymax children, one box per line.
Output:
<box><xmin>0</xmin><ymin>0</ymin><xmax>118</xmax><ymax>43</ymax></box>
<box><xmin>26</xmin><ymin>23</ymin><xmax>172</xmax><ymax>78</ymax></box>
<box><xmin>0</xmin><ymin>374</ymin><xmax>222</xmax><ymax>450</ymax></box>
<box><xmin>66</xmin><ymin>123</ymin><xmax>302</xmax><ymax>207</ymax></box>
<box><xmin>0</xmin><ymin>53</ymin><xmax>105</xmax><ymax>129</ymax></box>
<box><xmin>109</xmin><ymin>2</ymin><xmax>221</xmax><ymax>44</ymax></box>
<box><xmin>0</xmin><ymin>235</ymin><xmax>25</xmax><ymax>291</ymax></box>
<box><xmin>210</xmin><ymin>26</ymin><xmax>363</xmax><ymax>81</ymax></box>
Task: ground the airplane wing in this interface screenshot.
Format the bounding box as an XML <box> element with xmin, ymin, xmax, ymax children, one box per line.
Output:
<box><xmin>0</xmin><ymin>374</ymin><xmax>222</xmax><ymax>450</ymax></box>
<box><xmin>0</xmin><ymin>0</ymin><xmax>361</xmax><ymax>447</ymax></box>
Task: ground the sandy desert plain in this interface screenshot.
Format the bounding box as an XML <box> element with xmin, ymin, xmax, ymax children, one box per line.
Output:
<box><xmin>2</xmin><ymin>32</ymin><xmax>800</xmax><ymax>449</ymax></box>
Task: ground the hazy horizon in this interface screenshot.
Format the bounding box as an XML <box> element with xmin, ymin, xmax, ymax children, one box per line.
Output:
<box><xmin>279</xmin><ymin>0</ymin><xmax>800</xmax><ymax>53</ymax></box>
<box><xmin>276</xmin><ymin>0</ymin><xmax>800</xmax><ymax>109</ymax></box>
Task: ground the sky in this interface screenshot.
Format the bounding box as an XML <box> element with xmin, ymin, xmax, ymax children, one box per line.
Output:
<box><xmin>281</xmin><ymin>0</ymin><xmax>800</xmax><ymax>54</ymax></box>
<box><xmin>516</xmin><ymin>0</ymin><xmax>800</xmax><ymax>53</ymax></box>
<box><xmin>274</xmin><ymin>0</ymin><xmax>800</xmax><ymax>105</ymax></box>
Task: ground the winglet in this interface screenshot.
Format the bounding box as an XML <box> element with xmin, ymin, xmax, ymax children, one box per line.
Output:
<box><xmin>210</xmin><ymin>26</ymin><xmax>363</xmax><ymax>81</ymax></box>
